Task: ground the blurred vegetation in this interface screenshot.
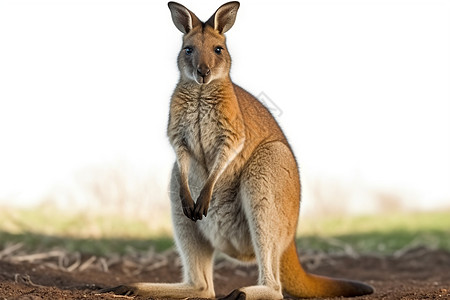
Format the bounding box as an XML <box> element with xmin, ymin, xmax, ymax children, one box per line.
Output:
<box><xmin>0</xmin><ymin>206</ymin><xmax>174</xmax><ymax>256</ymax></box>
<box><xmin>1</xmin><ymin>207</ymin><xmax>449</xmax><ymax>256</ymax></box>
<box><xmin>298</xmin><ymin>212</ymin><xmax>450</xmax><ymax>255</ymax></box>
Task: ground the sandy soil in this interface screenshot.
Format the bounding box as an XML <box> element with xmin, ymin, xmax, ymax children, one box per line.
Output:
<box><xmin>1</xmin><ymin>247</ymin><xmax>449</xmax><ymax>300</ymax></box>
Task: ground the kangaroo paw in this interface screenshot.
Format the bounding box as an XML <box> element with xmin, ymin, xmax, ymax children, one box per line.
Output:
<box><xmin>220</xmin><ymin>289</ymin><xmax>247</xmax><ymax>300</ymax></box>
<box><xmin>193</xmin><ymin>187</ymin><xmax>211</xmax><ymax>221</ymax></box>
<box><xmin>98</xmin><ymin>285</ymin><xmax>138</xmax><ymax>296</ymax></box>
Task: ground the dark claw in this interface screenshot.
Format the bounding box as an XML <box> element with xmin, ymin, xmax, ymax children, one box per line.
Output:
<box><xmin>220</xmin><ymin>289</ymin><xmax>247</xmax><ymax>300</ymax></box>
<box><xmin>194</xmin><ymin>205</ymin><xmax>203</xmax><ymax>221</ymax></box>
<box><xmin>194</xmin><ymin>204</ymin><xmax>204</xmax><ymax>220</ymax></box>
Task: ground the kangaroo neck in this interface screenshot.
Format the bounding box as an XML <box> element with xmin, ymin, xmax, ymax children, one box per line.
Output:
<box><xmin>177</xmin><ymin>78</ymin><xmax>235</xmax><ymax>104</ymax></box>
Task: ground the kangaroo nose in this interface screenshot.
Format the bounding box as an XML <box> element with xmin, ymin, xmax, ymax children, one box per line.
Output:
<box><xmin>197</xmin><ymin>65</ymin><xmax>211</xmax><ymax>77</ymax></box>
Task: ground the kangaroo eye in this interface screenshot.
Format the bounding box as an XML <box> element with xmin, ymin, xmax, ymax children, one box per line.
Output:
<box><xmin>214</xmin><ymin>47</ymin><xmax>223</xmax><ymax>55</ymax></box>
<box><xmin>184</xmin><ymin>47</ymin><xmax>193</xmax><ymax>55</ymax></box>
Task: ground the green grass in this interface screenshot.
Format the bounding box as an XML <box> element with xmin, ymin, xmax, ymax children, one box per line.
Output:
<box><xmin>297</xmin><ymin>212</ymin><xmax>450</xmax><ymax>254</ymax></box>
<box><xmin>0</xmin><ymin>207</ymin><xmax>172</xmax><ymax>239</ymax></box>
<box><xmin>1</xmin><ymin>207</ymin><xmax>449</xmax><ymax>256</ymax></box>
<box><xmin>0</xmin><ymin>207</ymin><xmax>174</xmax><ymax>255</ymax></box>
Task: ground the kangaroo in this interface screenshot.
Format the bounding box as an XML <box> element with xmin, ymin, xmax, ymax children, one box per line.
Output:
<box><xmin>101</xmin><ymin>2</ymin><xmax>374</xmax><ymax>299</ymax></box>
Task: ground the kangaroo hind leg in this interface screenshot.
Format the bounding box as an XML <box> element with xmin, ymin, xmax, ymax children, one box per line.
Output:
<box><xmin>100</xmin><ymin>222</ymin><xmax>215</xmax><ymax>299</ymax></box>
<box><xmin>101</xmin><ymin>165</ymin><xmax>215</xmax><ymax>299</ymax></box>
<box><xmin>100</xmin><ymin>222</ymin><xmax>215</xmax><ymax>298</ymax></box>
<box><xmin>222</xmin><ymin>142</ymin><xmax>299</xmax><ymax>300</ymax></box>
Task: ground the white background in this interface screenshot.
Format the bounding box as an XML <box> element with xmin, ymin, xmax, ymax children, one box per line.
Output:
<box><xmin>0</xmin><ymin>0</ymin><xmax>449</xmax><ymax>216</ymax></box>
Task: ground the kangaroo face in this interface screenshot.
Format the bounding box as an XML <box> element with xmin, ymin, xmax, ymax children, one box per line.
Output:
<box><xmin>179</xmin><ymin>26</ymin><xmax>230</xmax><ymax>85</ymax></box>
<box><xmin>169</xmin><ymin>1</ymin><xmax>239</xmax><ymax>85</ymax></box>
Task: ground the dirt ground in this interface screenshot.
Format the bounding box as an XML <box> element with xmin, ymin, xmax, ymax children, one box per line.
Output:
<box><xmin>1</xmin><ymin>246</ymin><xmax>449</xmax><ymax>300</ymax></box>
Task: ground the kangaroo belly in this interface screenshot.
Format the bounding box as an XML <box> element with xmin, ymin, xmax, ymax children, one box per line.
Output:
<box><xmin>187</xmin><ymin>165</ymin><xmax>255</xmax><ymax>262</ymax></box>
<box><xmin>199</xmin><ymin>195</ymin><xmax>255</xmax><ymax>262</ymax></box>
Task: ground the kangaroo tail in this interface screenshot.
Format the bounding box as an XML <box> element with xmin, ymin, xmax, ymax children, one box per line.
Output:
<box><xmin>280</xmin><ymin>241</ymin><xmax>374</xmax><ymax>298</ymax></box>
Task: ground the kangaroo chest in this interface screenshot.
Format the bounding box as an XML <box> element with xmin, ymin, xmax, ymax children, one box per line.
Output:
<box><xmin>181</xmin><ymin>97</ymin><xmax>225</xmax><ymax>168</ymax></box>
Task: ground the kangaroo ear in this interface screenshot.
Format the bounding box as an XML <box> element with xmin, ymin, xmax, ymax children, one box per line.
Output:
<box><xmin>206</xmin><ymin>1</ymin><xmax>240</xmax><ymax>34</ymax></box>
<box><xmin>168</xmin><ymin>2</ymin><xmax>201</xmax><ymax>34</ymax></box>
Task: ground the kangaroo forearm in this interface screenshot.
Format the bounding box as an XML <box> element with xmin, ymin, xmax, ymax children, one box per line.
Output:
<box><xmin>173</xmin><ymin>146</ymin><xmax>197</xmax><ymax>220</ymax></box>
<box><xmin>174</xmin><ymin>146</ymin><xmax>190</xmax><ymax>183</ymax></box>
<box><xmin>205</xmin><ymin>131</ymin><xmax>245</xmax><ymax>186</ymax></box>
<box><xmin>207</xmin><ymin>140</ymin><xmax>243</xmax><ymax>185</ymax></box>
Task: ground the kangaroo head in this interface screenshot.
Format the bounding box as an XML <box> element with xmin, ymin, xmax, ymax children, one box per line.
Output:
<box><xmin>168</xmin><ymin>2</ymin><xmax>240</xmax><ymax>85</ymax></box>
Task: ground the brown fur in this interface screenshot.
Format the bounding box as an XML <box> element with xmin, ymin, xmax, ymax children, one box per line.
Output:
<box><xmin>101</xmin><ymin>2</ymin><xmax>374</xmax><ymax>299</ymax></box>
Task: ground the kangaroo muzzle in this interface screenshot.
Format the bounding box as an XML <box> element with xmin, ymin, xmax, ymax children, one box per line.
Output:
<box><xmin>195</xmin><ymin>64</ymin><xmax>212</xmax><ymax>84</ymax></box>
